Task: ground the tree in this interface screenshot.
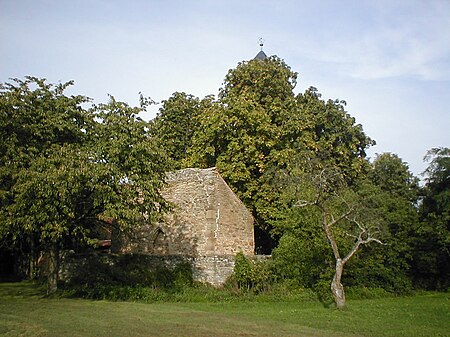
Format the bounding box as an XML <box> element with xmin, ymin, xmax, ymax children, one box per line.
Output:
<box><xmin>413</xmin><ymin>147</ymin><xmax>450</xmax><ymax>289</ymax></box>
<box><xmin>8</xmin><ymin>145</ymin><xmax>96</xmax><ymax>292</ymax></box>
<box><xmin>90</xmin><ymin>97</ymin><xmax>170</xmax><ymax>231</ymax></box>
<box><xmin>0</xmin><ymin>77</ymin><xmax>93</xmax><ymax>283</ymax></box>
<box><xmin>272</xmin><ymin>161</ymin><xmax>385</xmax><ymax>308</ymax></box>
<box><xmin>187</xmin><ymin>56</ymin><xmax>297</xmax><ymax>203</ymax></box>
<box><xmin>0</xmin><ymin>78</ymin><xmax>169</xmax><ymax>293</ymax></box>
<box><xmin>0</xmin><ymin>77</ymin><xmax>92</xmax><ymax>205</ymax></box>
<box><xmin>185</xmin><ymin>56</ymin><xmax>374</xmax><ymax>254</ymax></box>
<box><xmin>151</xmin><ymin>92</ymin><xmax>211</xmax><ymax>169</ymax></box>
<box><xmin>370</xmin><ymin>153</ymin><xmax>419</xmax><ymax>201</ymax></box>
<box><xmin>184</xmin><ymin>57</ymin><xmax>297</xmax><ymax>252</ymax></box>
<box><xmin>342</xmin><ymin>153</ymin><xmax>420</xmax><ymax>293</ymax></box>
<box><xmin>291</xmin><ymin>87</ymin><xmax>375</xmax><ymax>182</ymax></box>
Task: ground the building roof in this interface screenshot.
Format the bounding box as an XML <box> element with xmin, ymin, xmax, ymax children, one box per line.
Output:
<box><xmin>254</xmin><ymin>50</ymin><xmax>267</xmax><ymax>60</ymax></box>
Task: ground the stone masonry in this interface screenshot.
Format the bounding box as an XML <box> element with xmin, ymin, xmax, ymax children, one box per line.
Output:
<box><xmin>113</xmin><ymin>167</ymin><xmax>255</xmax><ymax>286</ymax></box>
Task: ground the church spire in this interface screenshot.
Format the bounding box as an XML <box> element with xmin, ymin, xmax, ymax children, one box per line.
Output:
<box><xmin>254</xmin><ymin>37</ymin><xmax>267</xmax><ymax>60</ymax></box>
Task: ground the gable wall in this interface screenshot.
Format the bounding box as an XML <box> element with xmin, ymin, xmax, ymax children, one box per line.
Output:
<box><xmin>160</xmin><ymin>167</ymin><xmax>254</xmax><ymax>257</ymax></box>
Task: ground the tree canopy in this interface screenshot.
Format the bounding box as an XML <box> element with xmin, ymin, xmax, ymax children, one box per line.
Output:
<box><xmin>0</xmin><ymin>78</ymin><xmax>169</xmax><ymax>292</ymax></box>
<box><xmin>181</xmin><ymin>57</ymin><xmax>374</xmax><ymax>241</ymax></box>
<box><xmin>413</xmin><ymin>147</ymin><xmax>450</xmax><ymax>289</ymax></box>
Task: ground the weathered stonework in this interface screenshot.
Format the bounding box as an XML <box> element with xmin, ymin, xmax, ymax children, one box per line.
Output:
<box><xmin>113</xmin><ymin>167</ymin><xmax>255</xmax><ymax>285</ymax></box>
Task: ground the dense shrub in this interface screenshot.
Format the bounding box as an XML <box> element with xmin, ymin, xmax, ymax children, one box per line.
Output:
<box><xmin>62</xmin><ymin>253</ymin><xmax>193</xmax><ymax>298</ymax></box>
<box><xmin>271</xmin><ymin>232</ymin><xmax>415</xmax><ymax>297</ymax></box>
<box><xmin>229</xmin><ymin>252</ymin><xmax>274</xmax><ymax>293</ymax></box>
<box><xmin>61</xmin><ymin>252</ymin><xmax>411</xmax><ymax>303</ymax></box>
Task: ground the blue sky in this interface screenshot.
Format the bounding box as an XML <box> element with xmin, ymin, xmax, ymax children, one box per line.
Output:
<box><xmin>1</xmin><ymin>0</ymin><xmax>449</xmax><ymax>177</ymax></box>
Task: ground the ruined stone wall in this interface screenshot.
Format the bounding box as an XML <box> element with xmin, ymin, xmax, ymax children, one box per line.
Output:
<box><xmin>112</xmin><ymin>167</ymin><xmax>255</xmax><ymax>285</ymax></box>
<box><xmin>161</xmin><ymin>167</ymin><xmax>254</xmax><ymax>257</ymax></box>
<box><xmin>191</xmin><ymin>255</ymin><xmax>235</xmax><ymax>286</ymax></box>
<box><xmin>118</xmin><ymin>168</ymin><xmax>254</xmax><ymax>257</ymax></box>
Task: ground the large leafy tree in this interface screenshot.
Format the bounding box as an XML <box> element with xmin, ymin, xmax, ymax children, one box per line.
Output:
<box><xmin>291</xmin><ymin>88</ymin><xmax>374</xmax><ymax>181</ymax></box>
<box><xmin>184</xmin><ymin>56</ymin><xmax>373</xmax><ymax>252</ymax></box>
<box><xmin>187</xmin><ymin>56</ymin><xmax>297</xmax><ymax>202</ymax></box>
<box><xmin>87</xmin><ymin>97</ymin><xmax>169</xmax><ymax>231</ymax></box>
<box><xmin>0</xmin><ymin>77</ymin><xmax>92</xmax><ymax>202</ymax></box>
<box><xmin>413</xmin><ymin>147</ymin><xmax>450</xmax><ymax>289</ymax></box>
<box><xmin>151</xmin><ymin>92</ymin><xmax>211</xmax><ymax>169</ymax></box>
<box><xmin>344</xmin><ymin>153</ymin><xmax>420</xmax><ymax>292</ymax></box>
<box><xmin>0</xmin><ymin>77</ymin><xmax>92</xmax><ymax>283</ymax></box>
<box><xmin>185</xmin><ymin>56</ymin><xmax>299</xmax><ymax>251</ymax></box>
<box><xmin>0</xmin><ymin>78</ymin><xmax>168</xmax><ymax>292</ymax></box>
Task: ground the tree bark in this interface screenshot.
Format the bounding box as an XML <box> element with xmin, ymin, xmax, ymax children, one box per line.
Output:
<box><xmin>331</xmin><ymin>258</ymin><xmax>346</xmax><ymax>309</ymax></box>
<box><xmin>46</xmin><ymin>244</ymin><xmax>59</xmax><ymax>295</ymax></box>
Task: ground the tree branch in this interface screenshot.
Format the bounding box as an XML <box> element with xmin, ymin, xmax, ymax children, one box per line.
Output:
<box><xmin>323</xmin><ymin>211</ymin><xmax>341</xmax><ymax>261</ymax></box>
<box><xmin>329</xmin><ymin>208</ymin><xmax>354</xmax><ymax>228</ymax></box>
<box><xmin>342</xmin><ymin>228</ymin><xmax>383</xmax><ymax>265</ymax></box>
<box><xmin>293</xmin><ymin>200</ymin><xmax>316</xmax><ymax>207</ymax></box>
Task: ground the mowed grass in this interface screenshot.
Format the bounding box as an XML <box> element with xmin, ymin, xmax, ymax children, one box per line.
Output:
<box><xmin>0</xmin><ymin>282</ymin><xmax>449</xmax><ymax>337</ymax></box>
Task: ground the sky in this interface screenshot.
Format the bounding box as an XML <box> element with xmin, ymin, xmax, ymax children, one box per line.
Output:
<box><xmin>1</xmin><ymin>0</ymin><xmax>449</xmax><ymax>178</ymax></box>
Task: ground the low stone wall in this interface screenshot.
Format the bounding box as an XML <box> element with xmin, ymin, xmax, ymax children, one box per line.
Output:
<box><xmin>191</xmin><ymin>255</ymin><xmax>235</xmax><ymax>286</ymax></box>
<box><xmin>132</xmin><ymin>255</ymin><xmax>237</xmax><ymax>286</ymax></box>
<box><xmin>59</xmin><ymin>252</ymin><xmax>237</xmax><ymax>287</ymax></box>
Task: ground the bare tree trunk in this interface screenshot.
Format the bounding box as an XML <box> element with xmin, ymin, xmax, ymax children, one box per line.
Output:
<box><xmin>47</xmin><ymin>244</ymin><xmax>59</xmax><ymax>295</ymax></box>
<box><xmin>331</xmin><ymin>258</ymin><xmax>346</xmax><ymax>309</ymax></box>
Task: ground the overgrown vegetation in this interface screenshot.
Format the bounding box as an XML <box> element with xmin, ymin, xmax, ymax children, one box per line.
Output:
<box><xmin>61</xmin><ymin>254</ymin><xmax>193</xmax><ymax>300</ymax></box>
<box><xmin>53</xmin><ymin>252</ymin><xmax>395</xmax><ymax>304</ymax></box>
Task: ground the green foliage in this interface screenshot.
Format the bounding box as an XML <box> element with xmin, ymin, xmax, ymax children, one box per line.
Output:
<box><xmin>64</xmin><ymin>254</ymin><xmax>193</xmax><ymax>299</ymax></box>
<box><xmin>230</xmin><ymin>252</ymin><xmax>274</xmax><ymax>293</ymax></box>
<box><xmin>183</xmin><ymin>56</ymin><xmax>374</xmax><ymax>244</ymax></box>
<box><xmin>0</xmin><ymin>77</ymin><xmax>169</xmax><ymax>245</ymax></box>
<box><xmin>0</xmin><ymin>78</ymin><xmax>170</xmax><ymax>292</ymax></box>
<box><xmin>413</xmin><ymin>147</ymin><xmax>450</xmax><ymax>289</ymax></box>
<box><xmin>7</xmin><ymin>145</ymin><xmax>96</xmax><ymax>244</ymax></box>
<box><xmin>342</xmin><ymin>153</ymin><xmax>420</xmax><ymax>294</ymax></box>
<box><xmin>272</xmin><ymin>232</ymin><xmax>332</xmax><ymax>287</ymax></box>
<box><xmin>289</xmin><ymin>87</ymin><xmax>374</xmax><ymax>181</ymax></box>
<box><xmin>151</xmin><ymin>92</ymin><xmax>211</xmax><ymax>169</ymax></box>
<box><xmin>3</xmin><ymin>56</ymin><xmax>446</xmax><ymax>299</ymax></box>
<box><xmin>0</xmin><ymin>77</ymin><xmax>92</xmax><ymax>238</ymax></box>
<box><xmin>345</xmin><ymin>286</ymin><xmax>395</xmax><ymax>299</ymax></box>
<box><xmin>89</xmin><ymin>97</ymin><xmax>170</xmax><ymax>230</ymax></box>
<box><xmin>219</xmin><ymin>55</ymin><xmax>297</xmax><ymax>106</ymax></box>
<box><xmin>269</xmin><ymin>161</ymin><xmax>391</xmax><ymax>307</ymax></box>
<box><xmin>370</xmin><ymin>153</ymin><xmax>419</xmax><ymax>201</ymax></box>
<box><xmin>344</xmin><ymin>251</ymin><xmax>414</xmax><ymax>294</ymax></box>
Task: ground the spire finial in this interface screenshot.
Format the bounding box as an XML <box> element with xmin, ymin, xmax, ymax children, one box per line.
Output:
<box><xmin>254</xmin><ymin>37</ymin><xmax>268</xmax><ymax>60</ymax></box>
<box><xmin>258</xmin><ymin>37</ymin><xmax>264</xmax><ymax>51</ymax></box>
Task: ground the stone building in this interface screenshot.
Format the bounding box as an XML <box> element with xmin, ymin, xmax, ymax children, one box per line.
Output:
<box><xmin>113</xmin><ymin>167</ymin><xmax>255</xmax><ymax>286</ymax></box>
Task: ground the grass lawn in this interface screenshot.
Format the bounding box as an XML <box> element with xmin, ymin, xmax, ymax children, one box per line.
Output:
<box><xmin>0</xmin><ymin>282</ymin><xmax>449</xmax><ymax>337</ymax></box>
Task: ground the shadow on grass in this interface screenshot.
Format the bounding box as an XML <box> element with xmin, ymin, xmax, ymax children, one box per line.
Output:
<box><xmin>0</xmin><ymin>280</ymin><xmax>47</xmax><ymax>298</ymax></box>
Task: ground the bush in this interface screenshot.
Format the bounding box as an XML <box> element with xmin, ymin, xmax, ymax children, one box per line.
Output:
<box><xmin>230</xmin><ymin>252</ymin><xmax>274</xmax><ymax>293</ymax></box>
<box><xmin>271</xmin><ymin>233</ymin><xmax>332</xmax><ymax>289</ymax></box>
<box><xmin>62</xmin><ymin>253</ymin><xmax>193</xmax><ymax>297</ymax></box>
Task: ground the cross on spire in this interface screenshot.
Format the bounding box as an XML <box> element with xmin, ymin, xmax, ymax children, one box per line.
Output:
<box><xmin>258</xmin><ymin>37</ymin><xmax>265</xmax><ymax>51</ymax></box>
<box><xmin>254</xmin><ymin>37</ymin><xmax>267</xmax><ymax>60</ymax></box>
